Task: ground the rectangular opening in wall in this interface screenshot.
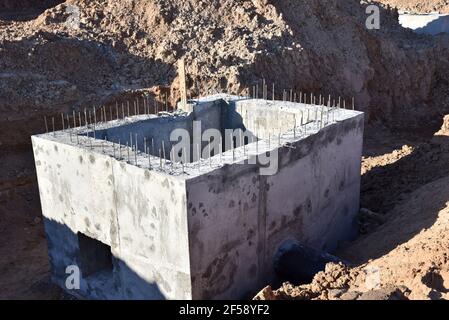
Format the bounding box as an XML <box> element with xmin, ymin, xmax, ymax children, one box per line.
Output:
<box><xmin>77</xmin><ymin>232</ymin><xmax>113</xmax><ymax>278</ymax></box>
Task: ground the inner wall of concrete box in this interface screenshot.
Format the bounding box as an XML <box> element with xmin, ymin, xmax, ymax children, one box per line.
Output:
<box><xmin>83</xmin><ymin>96</ymin><xmax>328</xmax><ymax>162</ymax></box>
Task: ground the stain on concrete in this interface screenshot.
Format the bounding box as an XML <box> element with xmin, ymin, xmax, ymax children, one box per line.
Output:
<box><xmin>251</xmin><ymin>193</ymin><xmax>257</xmax><ymax>203</ymax></box>
<box><xmin>294</xmin><ymin>205</ymin><xmax>303</xmax><ymax>217</ymax></box>
<box><xmin>306</xmin><ymin>198</ymin><xmax>313</xmax><ymax>213</ymax></box>
<box><xmin>161</xmin><ymin>178</ymin><xmax>170</xmax><ymax>189</ymax></box>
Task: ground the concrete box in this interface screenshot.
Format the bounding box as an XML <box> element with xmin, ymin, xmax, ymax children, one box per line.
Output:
<box><xmin>32</xmin><ymin>94</ymin><xmax>364</xmax><ymax>299</ymax></box>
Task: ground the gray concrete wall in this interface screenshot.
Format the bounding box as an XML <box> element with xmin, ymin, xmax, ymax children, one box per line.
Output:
<box><xmin>232</xmin><ymin>99</ymin><xmax>321</xmax><ymax>140</ymax></box>
<box><xmin>263</xmin><ymin>114</ymin><xmax>364</xmax><ymax>283</ymax></box>
<box><xmin>399</xmin><ymin>13</ymin><xmax>449</xmax><ymax>35</ymax></box>
<box><xmin>185</xmin><ymin>112</ymin><xmax>364</xmax><ymax>299</ymax></box>
<box><xmin>185</xmin><ymin>164</ymin><xmax>262</xmax><ymax>299</ymax></box>
<box><xmin>94</xmin><ymin>115</ymin><xmax>193</xmax><ymax>159</ymax></box>
<box><xmin>32</xmin><ymin>136</ymin><xmax>192</xmax><ymax>299</ymax></box>
<box><xmin>93</xmin><ymin>100</ymin><xmax>224</xmax><ymax>161</ymax></box>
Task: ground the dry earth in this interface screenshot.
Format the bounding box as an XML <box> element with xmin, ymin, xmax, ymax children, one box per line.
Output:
<box><xmin>377</xmin><ymin>0</ymin><xmax>449</xmax><ymax>13</ymax></box>
<box><xmin>0</xmin><ymin>0</ymin><xmax>448</xmax><ymax>299</ymax></box>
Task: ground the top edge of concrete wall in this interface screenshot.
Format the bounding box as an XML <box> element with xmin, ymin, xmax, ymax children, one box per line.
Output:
<box><xmin>32</xmin><ymin>95</ymin><xmax>364</xmax><ymax>180</ymax></box>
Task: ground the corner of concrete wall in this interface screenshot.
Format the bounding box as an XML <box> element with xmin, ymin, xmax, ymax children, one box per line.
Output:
<box><xmin>185</xmin><ymin>164</ymin><xmax>264</xmax><ymax>300</ymax></box>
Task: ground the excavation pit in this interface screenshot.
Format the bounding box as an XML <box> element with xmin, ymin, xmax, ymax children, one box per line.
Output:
<box><xmin>32</xmin><ymin>94</ymin><xmax>364</xmax><ymax>299</ymax></box>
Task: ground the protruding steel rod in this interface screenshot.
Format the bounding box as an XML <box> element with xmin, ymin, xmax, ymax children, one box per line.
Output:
<box><xmin>159</xmin><ymin>149</ymin><xmax>163</xmax><ymax>169</ymax></box>
<box><xmin>151</xmin><ymin>138</ymin><xmax>155</xmax><ymax>157</ymax></box>
<box><xmin>209</xmin><ymin>141</ymin><xmax>212</xmax><ymax>168</ymax></box>
<box><xmin>127</xmin><ymin>142</ymin><xmax>130</xmax><ymax>162</ymax></box>
<box><xmin>44</xmin><ymin>116</ymin><xmax>48</xmax><ymax>133</ymax></box>
<box><xmin>293</xmin><ymin>114</ymin><xmax>296</xmax><ymax>138</ymax></box>
<box><xmin>182</xmin><ymin>147</ymin><xmax>186</xmax><ymax>173</ymax></box>
<box><xmin>162</xmin><ymin>141</ymin><xmax>166</xmax><ymax>167</ymax></box>
<box><xmin>219</xmin><ymin>138</ymin><xmax>223</xmax><ymax>164</ymax></box>
<box><xmin>197</xmin><ymin>144</ymin><xmax>201</xmax><ymax>172</ymax></box>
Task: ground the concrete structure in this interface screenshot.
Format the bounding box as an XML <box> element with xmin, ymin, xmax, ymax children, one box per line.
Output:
<box><xmin>32</xmin><ymin>94</ymin><xmax>364</xmax><ymax>299</ymax></box>
<box><xmin>399</xmin><ymin>12</ymin><xmax>449</xmax><ymax>35</ymax></box>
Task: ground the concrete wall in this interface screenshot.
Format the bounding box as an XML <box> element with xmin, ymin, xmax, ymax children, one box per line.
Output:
<box><xmin>231</xmin><ymin>99</ymin><xmax>321</xmax><ymax>140</ymax></box>
<box><xmin>94</xmin><ymin>100</ymin><xmax>224</xmax><ymax>161</ymax></box>
<box><xmin>94</xmin><ymin>115</ymin><xmax>193</xmax><ymax>159</ymax></box>
<box><xmin>185</xmin><ymin>112</ymin><xmax>364</xmax><ymax>299</ymax></box>
<box><xmin>32</xmin><ymin>135</ymin><xmax>192</xmax><ymax>299</ymax></box>
<box><xmin>399</xmin><ymin>13</ymin><xmax>449</xmax><ymax>35</ymax></box>
<box><xmin>263</xmin><ymin>114</ymin><xmax>364</xmax><ymax>282</ymax></box>
<box><xmin>185</xmin><ymin>164</ymin><xmax>262</xmax><ymax>299</ymax></box>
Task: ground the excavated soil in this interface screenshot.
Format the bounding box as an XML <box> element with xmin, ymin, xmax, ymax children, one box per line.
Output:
<box><xmin>0</xmin><ymin>0</ymin><xmax>448</xmax><ymax>299</ymax></box>
<box><xmin>377</xmin><ymin>0</ymin><xmax>449</xmax><ymax>13</ymax></box>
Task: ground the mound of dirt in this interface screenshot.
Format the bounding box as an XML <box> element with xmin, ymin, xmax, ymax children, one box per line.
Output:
<box><xmin>376</xmin><ymin>0</ymin><xmax>449</xmax><ymax>13</ymax></box>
